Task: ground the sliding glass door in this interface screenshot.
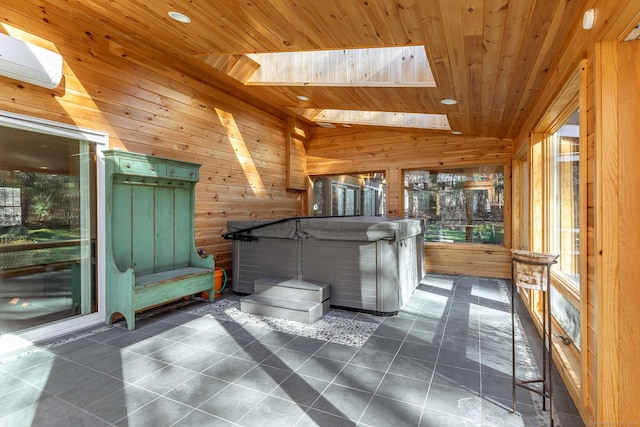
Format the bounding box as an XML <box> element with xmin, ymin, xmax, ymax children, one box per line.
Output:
<box><xmin>0</xmin><ymin>112</ymin><xmax>105</xmax><ymax>340</ymax></box>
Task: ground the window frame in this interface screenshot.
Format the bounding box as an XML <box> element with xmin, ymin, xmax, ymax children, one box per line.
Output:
<box><xmin>0</xmin><ymin>109</ymin><xmax>108</xmax><ymax>345</ymax></box>
<box><xmin>331</xmin><ymin>181</ymin><xmax>361</xmax><ymax>216</ymax></box>
<box><xmin>404</xmin><ymin>165</ymin><xmax>507</xmax><ymax>245</ymax></box>
<box><xmin>541</xmin><ymin>114</ymin><xmax>586</xmax><ymax>307</ymax></box>
<box><xmin>518</xmin><ymin>63</ymin><xmax>588</xmax><ymax>400</ymax></box>
<box><xmin>309</xmin><ymin>173</ymin><xmax>386</xmax><ymax>217</ymax></box>
<box><xmin>548</xmin><ymin>112</ymin><xmax>582</xmax><ymax>299</ymax></box>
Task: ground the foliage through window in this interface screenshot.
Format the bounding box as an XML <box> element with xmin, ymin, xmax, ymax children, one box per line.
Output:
<box><xmin>0</xmin><ymin>128</ymin><xmax>98</xmax><ymax>336</ymax></box>
<box><xmin>405</xmin><ymin>167</ymin><xmax>505</xmax><ymax>244</ymax></box>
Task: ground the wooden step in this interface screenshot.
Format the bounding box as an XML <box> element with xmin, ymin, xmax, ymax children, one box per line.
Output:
<box><xmin>253</xmin><ymin>277</ymin><xmax>330</xmax><ymax>302</ymax></box>
<box><xmin>240</xmin><ymin>294</ymin><xmax>330</xmax><ymax>323</ymax></box>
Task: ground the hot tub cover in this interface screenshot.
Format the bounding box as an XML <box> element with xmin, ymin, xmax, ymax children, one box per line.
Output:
<box><xmin>225</xmin><ymin>218</ymin><xmax>299</xmax><ymax>239</ymax></box>
<box><xmin>226</xmin><ymin>216</ymin><xmax>425</xmax><ymax>242</ymax></box>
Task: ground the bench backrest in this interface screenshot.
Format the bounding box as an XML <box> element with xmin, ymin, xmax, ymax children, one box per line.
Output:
<box><xmin>104</xmin><ymin>150</ymin><xmax>201</xmax><ymax>277</ymax></box>
<box><xmin>112</xmin><ymin>181</ymin><xmax>193</xmax><ymax>275</ymax></box>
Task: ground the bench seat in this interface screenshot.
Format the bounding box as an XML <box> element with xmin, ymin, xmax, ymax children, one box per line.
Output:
<box><xmin>135</xmin><ymin>267</ymin><xmax>212</xmax><ymax>289</ymax></box>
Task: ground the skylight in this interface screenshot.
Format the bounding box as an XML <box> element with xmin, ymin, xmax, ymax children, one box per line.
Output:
<box><xmin>197</xmin><ymin>46</ymin><xmax>446</xmax><ymax>130</ymax></box>
<box><xmin>245</xmin><ymin>46</ymin><xmax>435</xmax><ymax>86</ymax></box>
<box><xmin>300</xmin><ymin>109</ymin><xmax>450</xmax><ymax>130</ymax></box>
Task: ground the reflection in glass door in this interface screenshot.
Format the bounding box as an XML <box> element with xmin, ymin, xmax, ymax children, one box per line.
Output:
<box><xmin>0</xmin><ymin>128</ymin><xmax>97</xmax><ymax>335</ymax></box>
<box><xmin>311</xmin><ymin>174</ymin><xmax>386</xmax><ymax>217</ymax></box>
<box><xmin>332</xmin><ymin>182</ymin><xmax>359</xmax><ymax>216</ymax></box>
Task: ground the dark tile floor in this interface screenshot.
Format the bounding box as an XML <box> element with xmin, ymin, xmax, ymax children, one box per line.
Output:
<box><xmin>0</xmin><ymin>275</ymin><xmax>585</xmax><ymax>426</ymax></box>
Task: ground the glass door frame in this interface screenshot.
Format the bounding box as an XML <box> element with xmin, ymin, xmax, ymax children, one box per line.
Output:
<box><xmin>331</xmin><ymin>181</ymin><xmax>360</xmax><ymax>216</ymax></box>
<box><xmin>0</xmin><ymin>110</ymin><xmax>108</xmax><ymax>347</ymax></box>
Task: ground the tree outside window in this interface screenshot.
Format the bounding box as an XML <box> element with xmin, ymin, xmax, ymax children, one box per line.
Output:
<box><xmin>405</xmin><ymin>166</ymin><xmax>504</xmax><ymax>244</ymax></box>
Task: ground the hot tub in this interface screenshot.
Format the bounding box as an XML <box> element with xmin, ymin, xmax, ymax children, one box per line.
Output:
<box><xmin>225</xmin><ymin>216</ymin><xmax>425</xmax><ymax>315</ymax></box>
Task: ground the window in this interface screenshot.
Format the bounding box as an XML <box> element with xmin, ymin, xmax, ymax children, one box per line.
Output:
<box><xmin>545</xmin><ymin>109</ymin><xmax>582</xmax><ymax>349</ymax></box>
<box><xmin>363</xmin><ymin>185</ymin><xmax>381</xmax><ymax>216</ymax></box>
<box><xmin>550</xmin><ymin>110</ymin><xmax>580</xmax><ymax>285</ymax></box>
<box><xmin>551</xmin><ymin>287</ymin><xmax>581</xmax><ymax>349</ymax></box>
<box><xmin>311</xmin><ymin>173</ymin><xmax>385</xmax><ymax>217</ymax></box>
<box><xmin>517</xmin><ymin>65</ymin><xmax>586</xmax><ymax>397</ymax></box>
<box><xmin>404</xmin><ymin>166</ymin><xmax>505</xmax><ymax>244</ymax></box>
<box><xmin>0</xmin><ymin>187</ymin><xmax>21</xmax><ymax>227</ymax></box>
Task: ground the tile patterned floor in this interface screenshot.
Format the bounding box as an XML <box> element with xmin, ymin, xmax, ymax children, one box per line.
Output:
<box><xmin>0</xmin><ymin>275</ymin><xmax>585</xmax><ymax>426</ymax></box>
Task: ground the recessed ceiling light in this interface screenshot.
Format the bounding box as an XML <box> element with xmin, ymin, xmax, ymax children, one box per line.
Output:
<box><xmin>168</xmin><ymin>11</ymin><xmax>191</xmax><ymax>23</ymax></box>
<box><xmin>40</xmin><ymin>166</ymin><xmax>48</xmax><ymax>170</ymax></box>
<box><xmin>296</xmin><ymin>95</ymin><xmax>309</xmax><ymax>101</ymax></box>
<box><xmin>451</xmin><ymin>131</ymin><xmax>463</xmax><ymax>135</ymax></box>
<box><xmin>441</xmin><ymin>98</ymin><xmax>457</xmax><ymax>105</ymax></box>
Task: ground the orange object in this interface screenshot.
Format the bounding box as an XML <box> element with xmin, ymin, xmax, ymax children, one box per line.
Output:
<box><xmin>201</xmin><ymin>267</ymin><xmax>225</xmax><ymax>299</ymax></box>
<box><xmin>214</xmin><ymin>267</ymin><xmax>224</xmax><ymax>298</ymax></box>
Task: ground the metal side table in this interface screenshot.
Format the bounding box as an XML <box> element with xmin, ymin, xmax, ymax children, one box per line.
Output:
<box><xmin>510</xmin><ymin>249</ymin><xmax>559</xmax><ymax>427</ymax></box>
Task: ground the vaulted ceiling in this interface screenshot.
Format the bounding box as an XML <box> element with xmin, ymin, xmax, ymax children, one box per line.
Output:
<box><xmin>9</xmin><ymin>0</ymin><xmax>589</xmax><ymax>138</ymax></box>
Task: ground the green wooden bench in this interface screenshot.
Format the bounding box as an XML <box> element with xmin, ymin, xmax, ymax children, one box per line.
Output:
<box><xmin>104</xmin><ymin>150</ymin><xmax>214</xmax><ymax>330</ymax></box>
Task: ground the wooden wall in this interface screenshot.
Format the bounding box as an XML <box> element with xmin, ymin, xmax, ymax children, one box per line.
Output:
<box><xmin>424</xmin><ymin>243</ymin><xmax>512</xmax><ymax>279</ymax></box>
<box><xmin>0</xmin><ymin>5</ymin><xmax>304</xmax><ymax>272</ymax></box>
<box><xmin>510</xmin><ymin>1</ymin><xmax>640</xmax><ymax>423</ymax></box>
<box><xmin>3</xmin><ymin>2</ymin><xmax>638</xmax><ymax>424</ymax></box>
<box><xmin>306</xmin><ymin>129</ymin><xmax>513</xmax><ymax>278</ymax></box>
<box><xmin>594</xmin><ymin>38</ymin><xmax>640</xmax><ymax>425</ymax></box>
<box><xmin>615</xmin><ymin>39</ymin><xmax>640</xmax><ymax>424</ymax></box>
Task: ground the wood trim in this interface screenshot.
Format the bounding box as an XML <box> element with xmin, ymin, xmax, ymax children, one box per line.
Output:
<box><xmin>511</xmin><ymin>157</ymin><xmax>524</xmax><ymax>250</ymax></box>
<box><xmin>503</xmin><ymin>161</ymin><xmax>513</xmax><ymax>249</ymax></box>
<box><xmin>529</xmin><ymin>132</ymin><xmax>545</xmax><ymax>253</ymax></box>
<box><xmin>0</xmin><ymin>239</ymin><xmax>81</xmax><ymax>253</ymax></box>
<box><xmin>285</xmin><ymin>117</ymin><xmax>307</xmax><ymax>191</ymax></box>
<box><xmin>578</xmin><ymin>58</ymin><xmax>590</xmax><ymax>410</ymax></box>
<box><xmin>594</xmin><ymin>40</ymin><xmax>619</xmax><ymax>423</ymax></box>
<box><xmin>615</xmin><ymin>38</ymin><xmax>640</xmax><ymax>424</ymax></box>
<box><xmin>387</xmin><ymin>167</ymin><xmax>402</xmax><ymax>217</ymax></box>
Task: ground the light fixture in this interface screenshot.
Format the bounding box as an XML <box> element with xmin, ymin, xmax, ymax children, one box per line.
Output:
<box><xmin>440</xmin><ymin>98</ymin><xmax>457</xmax><ymax>105</ymax></box>
<box><xmin>583</xmin><ymin>9</ymin><xmax>595</xmax><ymax>30</ymax></box>
<box><xmin>296</xmin><ymin>95</ymin><xmax>309</xmax><ymax>101</ymax></box>
<box><xmin>316</xmin><ymin>122</ymin><xmax>336</xmax><ymax>128</ymax></box>
<box><xmin>168</xmin><ymin>11</ymin><xmax>191</xmax><ymax>24</ymax></box>
<box><xmin>451</xmin><ymin>131</ymin><xmax>463</xmax><ymax>135</ymax></box>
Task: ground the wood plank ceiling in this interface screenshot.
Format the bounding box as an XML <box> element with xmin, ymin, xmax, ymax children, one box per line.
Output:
<box><xmin>8</xmin><ymin>0</ymin><xmax>585</xmax><ymax>139</ymax></box>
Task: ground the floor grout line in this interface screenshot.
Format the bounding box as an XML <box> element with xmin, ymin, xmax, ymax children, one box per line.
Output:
<box><xmin>0</xmin><ymin>275</ymin><xmax>581</xmax><ymax>427</ymax></box>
